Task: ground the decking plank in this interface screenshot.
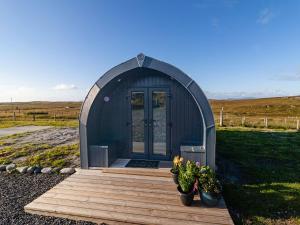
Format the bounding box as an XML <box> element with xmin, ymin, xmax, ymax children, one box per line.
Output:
<box><xmin>41</xmin><ymin>192</ymin><xmax>233</xmax><ymax>218</ymax></box>
<box><xmin>73</xmin><ymin>172</ymin><xmax>174</xmax><ymax>184</ymax></box>
<box><xmin>49</xmin><ymin>187</ymin><xmax>181</xmax><ymax>205</ymax></box>
<box><xmin>101</xmin><ymin>167</ymin><xmax>171</xmax><ymax>177</ymax></box>
<box><xmin>76</xmin><ymin>169</ymin><xmax>173</xmax><ymax>182</ymax></box>
<box><xmin>60</xmin><ymin>179</ymin><xmax>178</xmax><ymax>195</ymax></box>
<box><xmin>52</xmin><ymin>179</ymin><xmax>229</xmax><ymax>212</ymax></box>
<box><xmin>25</xmin><ymin>209</ymin><xmax>137</xmax><ymax>225</ymax></box>
<box><xmin>54</xmin><ymin>183</ymin><xmax>177</xmax><ymax>200</ymax></box>
<box><xmin>66</xmin><ymin>176</ymin><xmax>176</xmax><ymax>190</ymax></box>
<box><xmin>25</xmin><ymin>170</ymin><xmax>234</xmax><ymax>225</ymax></box>
<box><xmin>32</xmin><ymin>196</ymin><xmax>232</xmax><ymax>225</ymax></box>
<box><xmin>50</xmin><ymin>184</ymin><xmax>231</xmax><ymax>214</ymax></box>
<box><xmin>25</xmin><ymin>202</ymin><xmax>222</xmax><ymax>225</ymax></box>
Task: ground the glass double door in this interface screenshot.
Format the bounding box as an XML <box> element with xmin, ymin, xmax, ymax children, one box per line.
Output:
<box><xmin>129</xmin><ymin>88</ymin><xmax>170</xmax><ymax>160</ymax></box>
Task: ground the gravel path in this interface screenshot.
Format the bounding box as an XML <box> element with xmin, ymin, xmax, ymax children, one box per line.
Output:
<box><xmin>0</xmin><ymin>126</ymin><xmax>51</xmax><ymax>138</ymax></box>
<box><xmin>16</xmin><ymin>127</ymin><xmax>79</xmax><ymax>146</ymax></box>
<box><xmin>0</xmin><ymin>172</ymin><xmax>96</xmax><ymax>225</ymax></box>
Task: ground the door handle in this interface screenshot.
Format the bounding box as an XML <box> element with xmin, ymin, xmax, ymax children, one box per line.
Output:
<box><xmin>149</xmin><ymin>119</ymin><xmax>156</xmax><ymax>127</ymax></box>
<box><xmin>143</xmin><ymin>119</ymin><xmax>148</xmax><ymax>127</ymax></box>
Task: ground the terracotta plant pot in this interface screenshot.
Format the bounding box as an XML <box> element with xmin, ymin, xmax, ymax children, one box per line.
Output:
<box><xmin>177</xmin><ymin>186</ymin><xmax>194</xmax><ymax>206</ymax></box>
<box><xmin>170</xmin><ymin>169</ymin><xmax>179</xmax><ymax>184</ymax></box>
<box><xmin>199</xmin><ymin>191</ymin><xmax>220</xmax><ymax>207</ymax></box>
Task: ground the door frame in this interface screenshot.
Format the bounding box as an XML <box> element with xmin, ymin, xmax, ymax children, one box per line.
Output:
<box><xmin>148</xmin><ymin>87</ymin><xmax>171</xmax><ymax>160</ymax></box>
<box><xmin>128</xmin><ymin>88</ymin><xmax>149</xmax><ymax>159</ymax></box>
<box><xmin>128</xmin><ymin>87</ymin><xmax>171</xmax><ymax>160</ymax></box>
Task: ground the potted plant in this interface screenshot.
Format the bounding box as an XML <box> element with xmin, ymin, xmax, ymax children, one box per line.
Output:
<box><xmin>170</xmin><ymin>155</ymin><xmax>183</xmax><ymax>184</ymax></box>
<box><xmin>177</xmin><ymin>160</ymin><xmax>197</xmax><ymax>206</ymax></box>
<box><xmin>198</xmin><ymin>166</ymin><xmax>222</xmax><ymax>206</ymax></box>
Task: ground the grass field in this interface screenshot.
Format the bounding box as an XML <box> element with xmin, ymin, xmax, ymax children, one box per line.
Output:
<box><xmin>211</xmin><ymin>96</ymin><xmax>300</xmax><ymax>129</ymax></box>
<box><xmin>217</xmin><ymin>127</ymin><xmax>300</xmax><ymax>225</ymax></box>
<box><xmin>0</xmin><ymin>96</ymin><xmax>299</xmax><ymax>129</ymax></box>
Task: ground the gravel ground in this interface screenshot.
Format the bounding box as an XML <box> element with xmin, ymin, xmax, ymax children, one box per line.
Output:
<box><xmin>0</xmin><ymin>126</ymin><xmax>51</xmax><ymax>138</ymax></box>
<box><xmin>9</xmin><ymin>127</ymin><xmax>79</xmax><ymax>147</ymax></box>
<box><xmin>0</xmin><ymin>172</ymin><xmax>96</xmax><ymax>225</ymax></box>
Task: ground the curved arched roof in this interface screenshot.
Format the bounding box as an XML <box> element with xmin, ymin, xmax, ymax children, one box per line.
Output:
<box><xmin>79</xmin><ymin>54</ymin><xmax>216</xmax><ymax>169</ymax></box>
<box><xmin>80</xmin><ymin>53</ymin><xmax>215</xmax><ymax>129</ymax></box>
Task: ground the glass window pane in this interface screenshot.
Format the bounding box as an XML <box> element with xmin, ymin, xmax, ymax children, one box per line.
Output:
<box><xmin>131</xmin><ymin>92</ymin><xmax>145</xmax><ymax>153</ymax></box>
<box><xmin>152</xmin><ymin>91</ymin><xmax>167</xmax><ymax>156</ymax></box>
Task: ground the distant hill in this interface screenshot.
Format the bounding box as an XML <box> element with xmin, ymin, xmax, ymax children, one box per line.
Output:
<box><xmin>0</xmin><ymin>96</ymin><xmax>300</xmax><ymax>118</ymax></box>
<box><xmin>210</xmin><ymin>96</ymin><xmax>300</xmax><ymax>118</ymax></box>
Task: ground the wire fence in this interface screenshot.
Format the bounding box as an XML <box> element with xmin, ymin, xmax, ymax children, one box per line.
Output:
<box><xmin>216</xmin><ymin>108</ymin><xmax>300</xmax><ymax>130</ymax></box>
<box><xmin>0</xmin><ymin>111</ymin><xmax>78</xmax><ymax>122</ymax></box>
<box><xmin>0</xmin><ymin>108</ymin><xmax>299</xmax><ymax>130</ymax></box>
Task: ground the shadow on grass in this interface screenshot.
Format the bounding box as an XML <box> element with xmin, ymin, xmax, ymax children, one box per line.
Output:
<box><xmin>216</xmin><ymin>128</ymin><xmax>300</xmax><ymax>224</ymax></box>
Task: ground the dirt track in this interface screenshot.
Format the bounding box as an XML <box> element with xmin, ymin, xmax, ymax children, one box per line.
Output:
<box><xmin>0</xmin><ymin>126</ymin><xmax>51</xmax><ymax>137</ymax></box>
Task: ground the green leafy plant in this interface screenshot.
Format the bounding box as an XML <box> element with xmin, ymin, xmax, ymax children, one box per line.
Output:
<box><xmin>198</xmin><ymin>166</ymin><xmax>221</xmax><ymax>195</ymax></box>
<box><xmin>178</xmin><ymin>160</ymin><xmax>197</xmax><ymax>193</ymax></box>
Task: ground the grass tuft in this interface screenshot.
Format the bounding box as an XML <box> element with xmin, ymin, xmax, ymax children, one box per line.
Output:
<box><xmin>24</xmin><ymin>144</ymin><xmax>79</xmax><ymax>168</ymax></box>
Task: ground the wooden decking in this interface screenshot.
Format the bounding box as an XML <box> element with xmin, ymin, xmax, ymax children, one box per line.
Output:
<box><xmin>25</xmin><ymin>169</ymin><xmax>234</xmax><ymax>225</ymax></box>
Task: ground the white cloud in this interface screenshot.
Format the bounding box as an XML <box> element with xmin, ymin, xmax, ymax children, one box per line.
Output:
<box><xmin>17</xmin><ymin>86</ymin><xmax>35</xmax><ymax>92</ymax></box>
<box><xmin>53</xmin><ymin>84</ymin><xmax>78</xmax><ymax>91</ymax></box>
<box><xmin>0</xmin><ymin>85</ymin><xmax>36</xmax><ymax>102</ymax></box>
<box><xmin>257</xmin><ymin>8</ymin><xmax>275</xmax><ymax>25</ymax></box>
<box><xmin>0</xmin><ymin>84</ymin><xmax>86</xmax><ymax>102</ymax></box>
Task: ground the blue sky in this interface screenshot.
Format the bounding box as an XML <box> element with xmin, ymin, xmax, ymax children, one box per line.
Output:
<box><xmin>0</xmin><ymin>0</ymin><xmax>300</xmax><ymax>102</ymax></box>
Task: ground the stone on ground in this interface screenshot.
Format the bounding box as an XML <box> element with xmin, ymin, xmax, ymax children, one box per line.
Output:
<box><xmin>60</xmin><ymin>168</ymin><xmax>75</xmax><ymax>174</ymax></box>
<box><xmin>41</xmin><ymin>167</ymin><xmax>52</xmax><ymax>174</ymax></box>
<box><xmin>6</xmin><ymin>164</ymin><xmax>16</xmax><ymax>173</ymax></box>
<box><xmin>16</xmin><ymin>166</ymin><xmax>28</xmax><ymax>174</ymax></box>
<box><xmin>0</xmin><ymin>165</ymin><xmax>6</xmax><ymax>171</ymax></box>
<box><xmin>27</xmin><ymin>166</ymin><xmax>36</xmax><ymax>174</ymax></box>
<box><xmin>34</xmin><ymin>167</ymin><xmax>42</xmax><ymax>174</ymax></box>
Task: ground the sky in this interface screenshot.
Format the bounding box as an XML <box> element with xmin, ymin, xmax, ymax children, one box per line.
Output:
<box><xmin>0</xmin><ymin>0</ymin><xmax>300</xmax><ymax>102</ymax></box>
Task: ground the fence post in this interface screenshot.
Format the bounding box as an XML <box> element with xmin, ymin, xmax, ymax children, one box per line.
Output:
<box><xmin>284</xmin><ymin>118</ymin><xmax>287</xmax><ymax>128</ymax></box>
<box><xmin>242</xmin><ymin>116</ymin><xmax>245</xmax><ymax>127</ymax></box>
<box><xmin>13</xmin><ymin>112</ymin><xmax>16</xmax><ymax>121</ymax></box>
<box><xmin>265</xmin><ymin>117</ymin><xmax>268</xmax><ymax>128</ymax></box>
<box><xmin>297</xmin><ymin>120</ymin><xmax>299</xmax><ymax>130</ymax></box>
<box><xmin>219</xmin><ymin>107</ymin><xmax>224</xmax><ymax>127</ymax></box>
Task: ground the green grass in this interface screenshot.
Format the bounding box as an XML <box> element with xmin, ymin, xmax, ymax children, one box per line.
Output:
<box><xmin>0</xmin><ymin>120</ymin><xmax>79</xmax><ymax>128</ymax></box>
<box><xmin>23</xmin><ymin>144</ymin><xmax>79</xmax><ymax>168</ymax></box>
<box><xmin>0</xmin><ymin>143</ymin><xmax>52</xmax><ymax>165</ymax></box>
<box><xmin>217</xmin><ymin>127</ymin><xmax>300</xmax><ymax>225</ymax></box>
<box><xmin>0</xmin><ymin>124</ymin><xmax>79</xmax><ymax>168</ymax></box>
